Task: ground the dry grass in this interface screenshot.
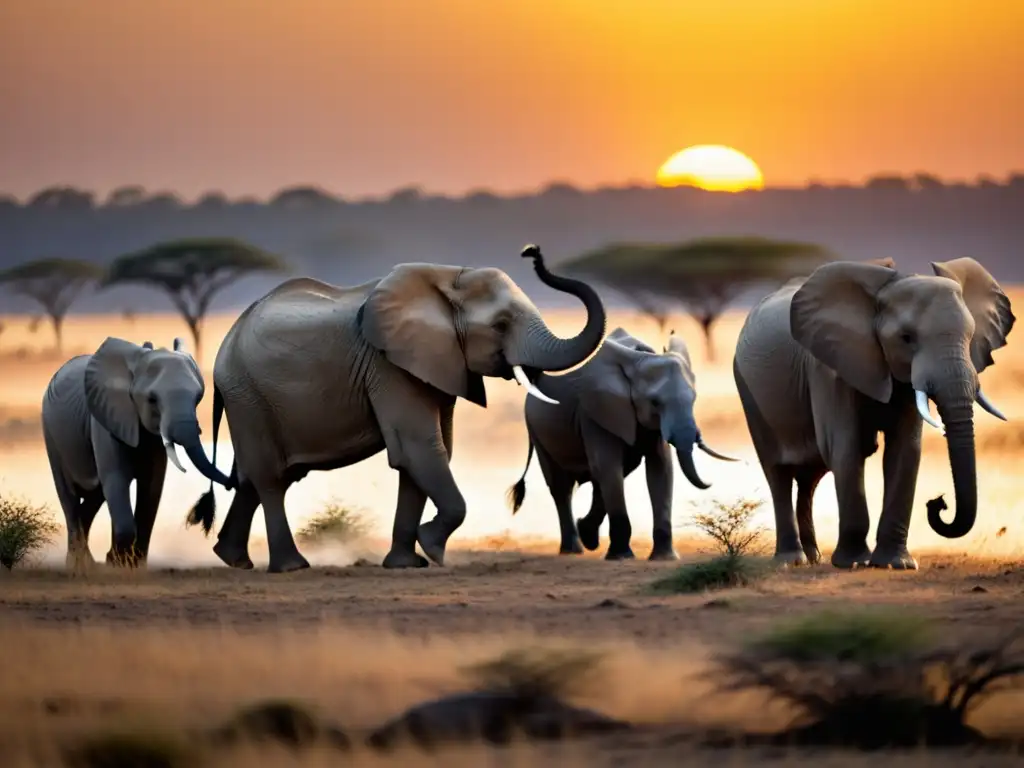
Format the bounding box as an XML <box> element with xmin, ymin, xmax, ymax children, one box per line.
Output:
<box><xmin>2</xmin><ymin>296</ymin><xmax>1024</xmax><ymax>765</ymax></box>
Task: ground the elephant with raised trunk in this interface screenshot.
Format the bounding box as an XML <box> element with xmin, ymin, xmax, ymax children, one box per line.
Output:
<box><xmin>507</xmin><ymin>327</ymin><xmax>737</xmax><ymax>559</ymax></box>
<box><xmin>733</xmin><ymin>257</ymin><xmax>1014</xmax><ymax>570</ymax></box>
<box><xmin>186</xmin><ymin>245</ymin><xmax>607</xmax><ymax>572</ymax></box>
<box><xmin>42</xmin><ymin>337</ymin><xmax>232</xmax><ymax>568</ymax></box>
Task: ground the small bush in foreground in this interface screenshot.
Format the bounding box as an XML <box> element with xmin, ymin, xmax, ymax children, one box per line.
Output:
<box><xmin>64</xmin><ymin>729</ymin><xmax>193</xmax><ymax>768</ymax></box>
<box><xmin>461</xmin><ymin>646</ymin><xmax>605</xmax><ymax>700</ymax></box>
<box><xmin>649</xmin><ymin>554</ymin><xmax>773</xmax><ymax>594</ymax></box>
<box><xmin>296</xmin><ymin>501</ymin><xmax>370</xmax><ymax>545</ymax></box>
<box><xmin>713</xmin><ymin>610</ymin><xmax>1024</xmax><ymax>748</ymax></box>
<box><xmin>0</xmin><ymin>494</ymin><xmax>59</xmax><ymax>570</ymax></box>
<box><xmin>690</xmin><ymin>497</ymin><xmax>768</xmax><ymax>557</ymax></box>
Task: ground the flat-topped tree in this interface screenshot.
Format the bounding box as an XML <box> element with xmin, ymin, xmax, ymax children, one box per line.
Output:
<box><xmin>0</xmin><ymin>258</ymin><xmax>104</xmax><ymax>353</ymax></box>
<box><xmin>104</xmin><ymin>238</ymin><xmax>287</xmax><ymax>362</ymax></box>
<box><xmin>561</xmin><ymin>236</ymin><xmax>833</xmax><ymax>361</ymax></box>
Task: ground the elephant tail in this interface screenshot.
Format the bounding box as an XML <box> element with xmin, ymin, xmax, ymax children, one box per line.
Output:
<box><xmin>186</xmin><ymin>385</ymin><xmax>229</xmax><ymax>536</ymax></box>
<box><xmin>505</xmin><ymin>437</ymin><xmax>535</xmax><ymax>515</ymax></box>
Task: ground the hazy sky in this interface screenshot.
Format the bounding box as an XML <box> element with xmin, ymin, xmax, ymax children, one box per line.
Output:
<box><xmin>2</xmin><ymin>0</ymin><xmax>1022</xmax><ymax>199</ymax></box>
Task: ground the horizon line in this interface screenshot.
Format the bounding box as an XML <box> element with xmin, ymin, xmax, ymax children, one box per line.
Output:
<box><xmin>4</xmin><ymin>169</ymin><xmax>1023</xmax><ymax>207</ymax></box>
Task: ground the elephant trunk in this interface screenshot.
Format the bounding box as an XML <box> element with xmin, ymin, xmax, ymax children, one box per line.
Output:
<box><xmin>663</xmin><ymin>418</ymin><xmax>711</xmax><ymax>490</ymax></box>
<box><xmin>927</xmin><ymin>378</ymin><xmax>978</xmax><ymax>539</ymax></box>
<box><xmin>518</xmin><ymin>246</ymin><xmax>607</xmax><ymax>372</ymax></box>
<box><xmin>163</xmin><ymin>417</ymin><xmax>233</xmax><ymax>489</ymax></box>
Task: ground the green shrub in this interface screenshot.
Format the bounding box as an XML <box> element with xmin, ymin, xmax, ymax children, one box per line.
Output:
<box><xmin>296</xmin><ymin>501</ymin><xmax>370</xmax><ymax>545</ymax></box>
<box><xmin>0</xmin><ymin>493</ymin><xmax>59</xmax><ymax>570</ymax></box>
<box><xmin>690</xmin><ymin>497</ymin><xmax>768</xmax><ymax>558</ymax></box>
<box><xmin>461</xmin><ymin>646</ymin><xmax>604</xmax><ymax>700</ymax></box>
<box><xmin>648</xmin><ymin>554</ymin><xmax>772</xmax><ymax>595</ymax></box>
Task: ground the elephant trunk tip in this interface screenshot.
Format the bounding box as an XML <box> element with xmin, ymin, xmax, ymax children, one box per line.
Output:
<box><xmin>506</xmin><ymin>478</ymin><xmax>527</xmax><ymax>515</ymax></box>
<box><xmin>186</xmin><ymin>490</ymin><xmax>217</xmax><ymax>536</ymax></box>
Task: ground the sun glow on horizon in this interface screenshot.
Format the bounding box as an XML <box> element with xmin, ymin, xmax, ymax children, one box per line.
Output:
<box><xmin>656</xmin><ymin>145</ymin><xmax>765</xmax><ymax>192</ymax></box>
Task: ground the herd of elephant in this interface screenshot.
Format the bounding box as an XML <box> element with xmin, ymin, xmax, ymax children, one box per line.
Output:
<box><xmin>40</xmin><ymin>245</ymin><xmax>1015</xmax><ymax>574</ymax></box>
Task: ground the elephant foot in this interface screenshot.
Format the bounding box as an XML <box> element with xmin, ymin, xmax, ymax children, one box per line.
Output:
<box><xmin>267</xmin><ymin>552</ymin><xmax>311</xmax><ymax>574</ymax></box>
<box><xmin>868</xmin><ymin>548</ymin><xmax>919</xmax><ymax>570</ymax></box>
<box><xmin>417</xmin><ymin>518</ymin><xmax>454</xmax><ymax>566</ymax></box>
<box><xmin>575</xmin><ymin>516</ymin><xmax>601</xmax><ymax>551</ymax></box>
<box><xmin>604</xmin><ymin>546</ymin><xmax>636</xmax><ymax>561</ymax></box>
<box><xmin>803</xmin><ymin>546</ymin><xmax>822</xmax><ymax>565</ymax></box>
<box><xmin>773</xmin><ymin>549</ymin><xmax>808</xmax><ymax>567</ymax></box>
<box><xmin>559</xmin><ymin>536</ymin><xmax>585</xmax><ymax>555</ymax></box>
<box><xmin>830</xmin><ymin>544</ymin><xmax>872</xmax><ymax>569</ymax></box>
<box><xmin>105</xmin><ymin>548</ymin><xmax>141</xmax><ymax>568</ymax></box>
<box><xmin>213</xmin><ymin>540</ymin><xmax>254</xmax><ymax>570</ymax></box>
<box><xmin>382</xmin><ymin>549</ymin><xmax>430</xmax><ymax>569</ymax></box>
<box><xmin>648</xmin><ymin>546</ymin><xmax>679</xmax><ymax>562</ymax></box>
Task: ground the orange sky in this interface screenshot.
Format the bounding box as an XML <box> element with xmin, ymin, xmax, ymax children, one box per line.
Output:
<box><xmin>1</xmin><ymin>0</ymin><xmax>1022</xmax><ymax>199</ymax></box>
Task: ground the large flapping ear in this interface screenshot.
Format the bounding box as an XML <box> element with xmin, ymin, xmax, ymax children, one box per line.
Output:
<box><xmin>931</xmin><ymin>257</ymin><xmax>1015</xmax><ymax>374</ymax></box>
<box><xmin>84</xmin><ymin>337</ymin><xmax>146</xmax><ymax>447</ymax></box>
<box><xmin>578</xmin><ymin>348</ymin><xmax>638</xmax><ymax>445</ymax></box>
<box><xmin>790</xmin><ymin>261</ymin><xmax>899</xmax><ymax>403</ymax></box>
<box><xmin>606</xmin><ymin>327</ymin><xmax>656</xmax><ymax>353</ymax></box>
<box><xmin>665</xmin><ymin>334</ymin><xmax>695</xmax><ymax>388</ymax></box>
<box><xmin>359</xmin><ymin>264</ymin><xmax>479</xmax><ymax>403</ymax></box>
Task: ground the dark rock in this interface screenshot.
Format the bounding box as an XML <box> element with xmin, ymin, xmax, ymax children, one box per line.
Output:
<box><xmin>210</xmin><ymin>700</ymin><xmax>350</xmax><ymax>750</ymax></box>
<box><xmin>366</xmin><ymin>690</ymin><xmax>631</xmax><ymax>750</ymax></box>
<box><xmin>971</xmin><ymin>585</ymin><xmax>988</xmax><ymax>593</ymax></box>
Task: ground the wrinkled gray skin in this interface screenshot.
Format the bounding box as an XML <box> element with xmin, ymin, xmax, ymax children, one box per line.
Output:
<box><xmin>733</xmin><ymin>257</ymin><xmax>1014</xmax><ymax>570</ymax></box>
<box><xmin>507</xmin><ymin>328</ymin><xmax>737</xmax><ymax>560</ymax></box>
<box><xmin>41</xmin><ymin>337</ymin><xmax>231</xmax><ymax>568</ymax></box>
<box><xmin>189</xmin><ymin>246</ymin><xmax>607</xmax><ymax>572</ymax></box>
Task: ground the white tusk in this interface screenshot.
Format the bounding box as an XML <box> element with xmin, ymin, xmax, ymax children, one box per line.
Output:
<box><xmin>512</xmin><ymin>365</ymin><xmax>559</xmax><ymax>405</ymax></box>
<box><xmin>162</xmin><ymin>436</ymin><xmax>187</xmax><ymax>473</ymax></box>
<box><xmin>915</xmin><ymin>390</ymin><xmax>942</xmax><ymax>430</ymax></box>
<box><xmin>975</xmin><ymin>388</ymin><xmax>1007</xmax><ymax>421</ymax></box>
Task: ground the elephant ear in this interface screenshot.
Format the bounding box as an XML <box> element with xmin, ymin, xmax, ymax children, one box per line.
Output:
<box><xmin>84</xmin><ymin>337</ymin><xmax>145</xmax><ymax>447</ymax></box>
<box><xmin>931</xmin><ymin>257</ymin><xmax>1015</xmax><ymax>373</ymax></box>
<box><xmin>790</xmin><ymin>261</ymin><xmax>899</xmax><ymax>403</ymax></box>
<box><xmin>579</xmin><ymin>353</ymin><xmax>637</xmax><ymax>445</ymax></box>
<box><xmin>359</xmin><ymin>264</ymin><xmax>483</xmax><ymax>405</ymax></box>
<box><xmin>606</xmin><ymin>327</ymin><xmax>656</xmax><ymax>354</ymax></box>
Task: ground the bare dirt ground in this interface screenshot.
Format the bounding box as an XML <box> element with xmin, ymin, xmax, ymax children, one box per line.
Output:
<box><xmin>3</xmin><ymin>302</ymin><xmax>1024</xmax><ymax>765</ymax></box>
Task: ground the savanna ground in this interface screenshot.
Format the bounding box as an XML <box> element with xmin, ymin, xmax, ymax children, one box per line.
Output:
<box><xmin>2</xmin><ymin>297</ymin><xmax>1024</xmax><ymax>766</ymax></box>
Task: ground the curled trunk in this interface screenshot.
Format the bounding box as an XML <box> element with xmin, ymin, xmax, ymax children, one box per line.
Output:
<box><xmin>928</xmin><ymin>395</ymin><xmax>977</xmax><ymax>538</ymax></box>
<box><xmin>519</xmin><ymin>249</ymin><xmax>607</xmax><ymax>372</ymax></box>
<box><xmin>165</xmin><ymin>418</ymin><xmax>233</xmax><ymax>489</ymax></box>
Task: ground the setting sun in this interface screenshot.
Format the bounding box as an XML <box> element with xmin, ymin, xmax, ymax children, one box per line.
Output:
<box><xmin>656</xmin><ymin>145</ymin><xmax>765</xmax><ymax>192</ymax></box>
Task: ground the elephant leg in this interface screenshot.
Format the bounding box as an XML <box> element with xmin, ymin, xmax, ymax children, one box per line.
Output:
<box><xmin>132</xmin><ymin>455</ymin><xmax>167</xmax><ymax>564</ymax></box>
<box><xmin>212</xmin><ymin>480</ymin><xmax>259</xmax><ymax>570</ymax></box>
<box><xmin>765</xmin><ymin>464</ymin><xmax>805</xmax><ymax>565</ymax></box>
<box><xmin>575</xmin><ymin>487</ymin><xmax>604</xmax><ymax>553</ymax></box>
<box><xmin>830</xmin><ymin>455</ymin><xmax>872</xmax><ymax>569</ymax></box>
<box><xmin>408</xmin><ymin>447</ymin><xmax>467</xmax><ymax>567</ymax></box>
<box><xmin>382</xmin><ymin>469</ymin><xmax>430</xmax><ymax>568</ymax></box>
<box><xmin>99</xmin><ymin>472</ymin><xmax>139</xmax><ymax>567</ymax></box>
<box><xmin>645</xmin><ymin>440</ymin><xmax>678</xmax><ymax>561</ymax></box>
<box><xmin>596</xmin><ymin>472</ymin><xmax>633</xmax><ymax>560</ymax></box>
<box><xmin>870</xmin><ymin>412</ymin><xmax>923</xmax><ymax>570</ymax></box>
<box><xmin>533</xmin><ymin>442</ymin><xmax>582</xmax><ymax>555</ymax></box>
<box><xmin>78</xmin><ymin>489</ymin><xmax>104</xmax><ymax>543</ymax></box>
<box><xmin>794</xmin><ymin>465</ymin><xmax>825</xmax><ymax>564</ymax></box>
<box><xmin>254</xmin><ymin>482</ymin><xmax>309</xmax><ymax>573</ymax></box>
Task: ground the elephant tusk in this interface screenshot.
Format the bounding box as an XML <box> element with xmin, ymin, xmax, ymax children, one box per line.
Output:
<box><xmin>975</xmin><ymin>388</ymin><xmax>1007</xmax><ymax>421</ymax></box>
<box><xmin>915</xmin><ymin>390</ymin><xmax>942</xmax><ymax>430</ymax></box>
<box><xmin>697</xmin><ymin>439</ymin><xmax>740</xmax><ymax>462</ymax></box>
<box><xmin>162</xmin><ymin>436</ymin><xmax>187</xmax><ymax>473</ymax></box>
<box><xmin>512</xmin><ymin>365</ymin><xmax>559</xmax><ymax>405</ymax></box>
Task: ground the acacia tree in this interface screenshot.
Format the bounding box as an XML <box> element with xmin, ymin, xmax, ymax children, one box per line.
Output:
<box><xmin>0</xmin><ymin>258</ymin><xmax>104</xmax><ymax>353</ymax></box>
<box><xmin>104</xmin><ymin>238</ymin><xmax>287</xmax><ymax>362</ymax></box>
<box><xmin>561</xmin><ymin>237</ymin><xmax>832</xmax><ymax>361</ymax></box>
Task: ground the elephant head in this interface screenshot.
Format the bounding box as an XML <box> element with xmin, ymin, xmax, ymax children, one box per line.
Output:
<box><xmin>84</xmin><ymin>336</ymin><xmax>232</xmax><ymax>487</ymax></box>
<box><xmin>580</xmin><ymin>329</ymin><xmax>736</xmax><ymax>489</ymax></box>
<box><xmin>358</xmin><ymin>245</ymin><xmax>606</xmax><ymax>406</ymax></box>
<box><xmin>790</xmin><ymin>257</ymin><xmax>1015</xmax><ymax>539</ymax></box>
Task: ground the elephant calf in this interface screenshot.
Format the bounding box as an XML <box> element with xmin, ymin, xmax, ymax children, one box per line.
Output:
<box><xmin>42</xmin><ymin>337</ymin><xmax>232</xmax><ymax>568</ymax></box>
<box><xmin>507</xmin><ymin>328</ymin><xmax>736</xmax><ymax>559</ymax></box>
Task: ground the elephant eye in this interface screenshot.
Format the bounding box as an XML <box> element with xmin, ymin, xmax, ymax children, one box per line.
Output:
<box><xmin>148</xmin><ymin>393</ymin><xmax>158</xmax><ymax>406</ymax></box>
<box><xmin>492</xmin><ymin>319</ymin><xmax>509</xmax><ymax>334</ymax></box>
<box><xmin>900</xmin><ymin>331</ymin><xmax>915</xmax><ymax>345</ymax></box>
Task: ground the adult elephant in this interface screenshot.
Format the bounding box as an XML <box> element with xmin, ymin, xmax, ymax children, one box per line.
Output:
<box><xmin>42</xmin><ymin>337</ymin><xmax>231</xmax><ymax>568</ymax></box>
<box><xmin>187</xmin><ymin>245</ymin><xmax>607</xmax><ymax>572</ymax></box>
<box><xmin>507</xmin><ymin>327</ymin><xmax>736</xmax><ymax>560</ymax></box>
<box><xmin>733</xmin><ymin>257</ymin><xmax>1014</xmax><ymax>570</ymax></box>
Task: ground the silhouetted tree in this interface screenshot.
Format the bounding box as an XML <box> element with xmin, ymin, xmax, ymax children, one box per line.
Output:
<box><xmin>27</xmin><ymin>187</ymin><xmax>95</xmax><ymax>211</ymax></box>
<box><xmin>562</xmin><ymin>237</ymin><xmax>832</xmax><ymax>361</ymax></box>
<box><xmin>269</xmin><ymin>185</ymin><xmax>341</xmax><ymax>211</ymax></box>
<box><xmin>104</xmin><ymin>185</ymin><xmax>148</xmax><ymax>208</ymax></box>
<box><xmin>866</xmin><ymin>174</ymin><xmax>910</xmax><ymax>191</ymax></box>
<box><xmin>913</xmin><ymin>173</ymin><xmax>944</xmax><ymax>191</ymax></box>
<box><xmin>0</xmin><ymin>258</ymin><xmax>104</xmax><ymax>352</ymax></box>
<box><xmin>104</xmin><ymin>238</ymin><xmax>288</xmax><ymax>361</ymax></box>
